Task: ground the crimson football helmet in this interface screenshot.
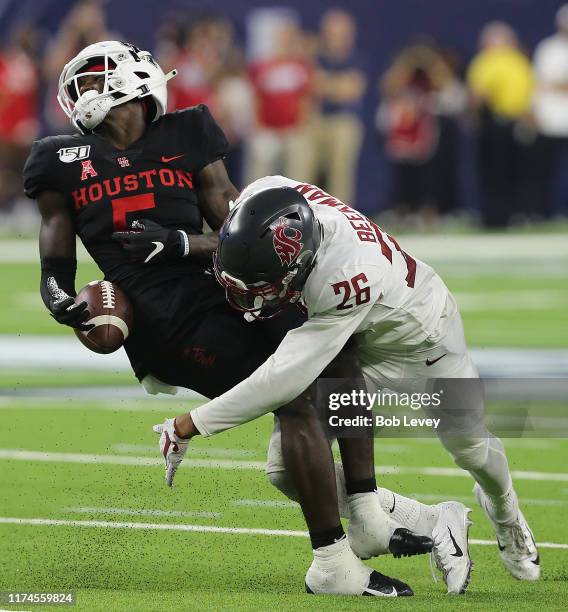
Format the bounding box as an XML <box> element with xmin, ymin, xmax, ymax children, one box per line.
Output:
<box><xmin>214</xmin><ymin>187</ymin><xmax>322</xmax><ymax>320</ymax></box>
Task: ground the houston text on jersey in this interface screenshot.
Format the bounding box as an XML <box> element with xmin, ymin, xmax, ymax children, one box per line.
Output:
<box><xmin>72</xmin><ymin>168</ymin><xmax>194</xmax><ymax>210</ymax></box>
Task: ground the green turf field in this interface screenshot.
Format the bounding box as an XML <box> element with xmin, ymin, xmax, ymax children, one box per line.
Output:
<box><xmin>1</xmin><ymin>400</ymin><xmax>568</xmax><ymax>611</ymax></box>
<box><xmin>1</xmin><ymin>261</ymin><xmax>567</xmax><ymax>346</ymax></box>
<box><xmin>1</xmin><ymin>234</ymin><xmax>567</xmax><ymax>610</ymax></box>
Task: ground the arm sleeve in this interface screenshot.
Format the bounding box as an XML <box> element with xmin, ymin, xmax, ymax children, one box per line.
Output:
<box><xmin>190</xmin><ymin>300</ymin><xmax>376</xmax><ymax>437</ymax></box>
<box><xmin>23</xmin><ymin>139</ymin><xmax>59</xmax><ymax>199</ymax></box>
<box><xmin>190</xmin><ymin>104</ymin><xmax>229</xmax><ymax>172</ymax></box>
<box><xmin>40</xmin><ymin>257</ymin><xmax>77</xmax><ymax>308</ymax></box>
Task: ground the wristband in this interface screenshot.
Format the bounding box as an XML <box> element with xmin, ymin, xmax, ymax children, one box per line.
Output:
<box><xmin>178</xmin><ymin>230</ymin><xmax>190</xmax><ymax>257</ymax></box>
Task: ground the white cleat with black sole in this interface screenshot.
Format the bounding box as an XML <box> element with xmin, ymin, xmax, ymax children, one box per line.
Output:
<box><xmin>431</xmin><ymin>501</ymin><xmax>473</xmax><ymax>594</ymax></box>
<box><xmin>305</xmin><ymin>537</ymin><xmax>413</xmax><ymax>597</ymax></box>
<box><xmin>347</xmin><ymin>491</ymin><xmax>433</xmax><ymax>560</ymax></box>
<box><xmin>474</xmin><ymin>483</ymin><xmax>540</xmax><ymax>581</ymax></box>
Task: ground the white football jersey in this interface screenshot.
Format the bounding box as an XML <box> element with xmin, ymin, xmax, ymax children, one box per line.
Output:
<box><xmin>239</xmin><ymin>175</ymin><xmax>449</xmax><ymax>344</ymax></box>
<box><xmin>191</xmin><ymin>176</ymin><xmax>452</xmax><ymax>436</ymax></box>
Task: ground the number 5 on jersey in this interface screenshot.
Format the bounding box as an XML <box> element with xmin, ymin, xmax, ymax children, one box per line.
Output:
<box><xmin>112</xmin><ymin>193</ymin><xmax>156</xmax><ymax>230</ymax></box>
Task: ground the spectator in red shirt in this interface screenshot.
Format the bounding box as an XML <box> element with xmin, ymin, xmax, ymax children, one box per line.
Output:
<box><xmin>0</xmin><ymin>27</ymin><xmax>40</xmax><ymax>210</ymax></box>
<box><xmin>246</xmin><ymin>21</ymin><xmax>316</xmax><ymax>183</ymax></box>
<box><xmin>161</xmin><ymin>16</ymin><xmax>233</xmax><ymax>114</ymax></box>
<box><xmin>377</xmin><ymin>42</ymin><xmax>466</xmax><ymax>222</ymax></box>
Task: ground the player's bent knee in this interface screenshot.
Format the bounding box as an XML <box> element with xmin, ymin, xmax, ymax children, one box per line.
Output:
<box><xmin>275</xmin><ymin>386</ymin><xmax>317</xmax><ymax>421</ymax></box>
<box><xmin>445</xmin><ymin>438</ymin><xmax>490</xmax><ymax>472</ymax></box>
<box><xmin>266</xmin><ymin>470</ymin><xmax>299</xmax><ymax>502</ymax></box>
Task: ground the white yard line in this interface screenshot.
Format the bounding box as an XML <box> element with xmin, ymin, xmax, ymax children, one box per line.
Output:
<box><xmin>468</xmin><ymin>539</ymin><xmax>568</xmax><ymax>550</ymax></box>
<box><xmin>3</xmin><ymin>337</ymin><xmax>568</xmax><ymax>377</ymax></box>
<box><xmin>0</xmin><ymin>517</ymin><xmax>305</xmax><ymax>538</ymax></box>
<box><xmin>234</xmin><ymin>495</ymin><xmax>565</xmax><ymax>509</ymax></box>
<box><xmin>0</xmin><ymin>516</ymin><xmax>566</xmax><ymax>550</ymax></box>
<box><xmin>63</xmin><ymin>506</ymin><xmax>222</xmax><ymax>519</ymax></box>
<box><xmin>113</xmin><ymin>443</ymin><xmax>258</xmax><ymax>458</ymax></box>
<box><xmin>2</xmin><ymin>448</ymin><xmax>568</xmax><ymax>482</ymax></box>
<box><xmin>409</xmin><ymin>493</ymin><xmax>565</xmax><ymax>507</ymax></box>
<box><xmin>233</xmin><ymin>499</ymin><xmax>299</xmax><ymax>509</ymax></box>
<box><xmin>0</xmin><ymin>449</ymin><xmax>264</xmax><ymax>471</ymax></box>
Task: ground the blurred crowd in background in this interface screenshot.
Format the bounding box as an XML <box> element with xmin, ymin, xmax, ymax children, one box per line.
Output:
<box><xmin>2</xmin><ymin>0</ymin><xmax>568</xmax><ymax>231</ymax></box>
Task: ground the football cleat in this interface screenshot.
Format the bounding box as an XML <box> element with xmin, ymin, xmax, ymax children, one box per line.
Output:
<box><xmin>431</xmin><ymin>501</ymin><xmax>473</xmax><ymax>594</ymax></box>
<box><xmin>389</xmin><ymin>528</ymin><xmax>434</xmax><ymax>558</ymax></box>
<box><xmin>347</xmin><ymin>492</ymin><xmax>433</xmax><ymax>559</ymax></box>
<box><xmin>305</xmin><ymin>539</ymin><xmax>413</xmax><ymax>597</ymax></box>
<box><xmin>306</xmin><ymin>570</ymin><xmax>413</xmax><ymax>597</ymax></box>
<box><xmin>474</xmin><ymin>483</ymin><xmax>540</xmax><ymax>581</ymax></box>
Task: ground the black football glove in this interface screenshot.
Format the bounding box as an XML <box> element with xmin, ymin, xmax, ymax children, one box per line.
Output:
<box><xmin>45</xmin><ymin>277</ymin><xmax>94</xmax><ymax>332</ymax></box>
<box><xmin>112</xmin><ymin>219</ymin><xmax>189</xmax><ymax>264</ymax></box>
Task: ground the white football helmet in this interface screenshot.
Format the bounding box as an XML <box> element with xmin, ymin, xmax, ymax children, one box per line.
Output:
<box><xmin>57</xmin><ymin>40</ymin><xmax>177</xmax><ymax>134</ymax></box>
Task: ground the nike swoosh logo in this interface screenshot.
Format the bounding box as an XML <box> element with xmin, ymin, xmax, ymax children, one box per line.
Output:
<box><xmin>161</xmin><ymin>154</ymin><xmax>184</xmax><ymax>163</ymax></box>
<box><xmin>426</xmin><ymin>353</ymin><xmax>447</xmax><ymax>367</ymax></box>
<box><xmin>389</xmin><ymin>496</ymin><xmax>396</xmax><ymax>513</ymax></box>
<box><xmin>530</xmin><ymin>534</ymin><xmax>539</xmax><ymax>565</ymax></box>
<box><xmin>144</xmin><ymin>241</ymin><xmax>164</xmax><ymax>263</ymax></box>
<box><xmin>448</xmin><ymin>526</ymin><xmax>463</xmax><ymax>557</ymax></box>
<box><xmin>364</xmin><ymin>586</ymin><xmax>396</xmax><ymax>597</ymax></box>
<box><xmin>497</xmin><ymin>537</ymin><xmax>506</xmax><ymax>552</ymax></box>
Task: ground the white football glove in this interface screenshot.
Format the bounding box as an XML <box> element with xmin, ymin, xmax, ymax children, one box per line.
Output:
<box><xmin>153</xmin><ymin>418</ymin><xmax>189</xmax><ymax>486</ymax></box>
<box><xmin>141</xmin><ymin>375</ymin><xmax>178</xmax><ymax>396</ymax></box>
<box><xmin>74</xmin><ymin>90</ymin><xmax>113</xmax><ymax>130</ymax></box>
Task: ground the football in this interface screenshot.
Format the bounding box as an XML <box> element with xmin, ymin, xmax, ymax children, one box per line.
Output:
<box><xmin>74</xmin><ymin>280</ymin><xmax>133</xmax><ymax>354</ymax></box>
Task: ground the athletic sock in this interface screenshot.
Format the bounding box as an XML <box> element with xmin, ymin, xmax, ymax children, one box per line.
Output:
<box><xmin>345</xmin><ymin>477</ymin><xmax>377</xmax><ymax>495</ymax></box>
<box><xmin>483</xmin><ymin>487</ymin><xmax>519</xmax><ymax>525</ymax></box>
<box><xmin>308</xmin><ymin>535</ymin><xmax>376</xmax><ymax>597</ymax></box>
<box><xmin>469</xmin><ymin>436</ymin><xmax>513</xmax><ymax>494</ymax></box>
<box><xmin>470</xmin><ymin>437</ymin><xmax>517</xmax><ymax>523</ymax></box>
<box><xmin>376</xmin><ymin>487</ymin><xmax>440</xmax><ymax>537</ymax></box>
<box><xmin>334</xmin><ymin>462</ymin><xmax>439</xmax><ymax>537</ymax></box>
<box><xmin>310</xmin><ymin>525</ymin><xmax>346</xmax><ymax>550</ymax></box>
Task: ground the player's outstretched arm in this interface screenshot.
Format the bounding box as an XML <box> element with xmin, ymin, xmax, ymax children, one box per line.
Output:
<box><xmin>37</xmin><ymin>191</ymin><xmax>93</xmax><ymax>331</ymax></box>
<box><xmin>184</xmin><ymin>305</ymin><xmax>375</xmax><ymax>438</ymax></box>
<box><xmin>152</xmin><ymin>418</ymin><xmax>191</xmax><ymax>487</ymax></box>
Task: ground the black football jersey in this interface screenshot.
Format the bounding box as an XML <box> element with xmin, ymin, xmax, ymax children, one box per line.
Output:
<box><xmin>23</xmin><ymin>104</ymin><xmax>228</xmax><ymax>290</ymax></box>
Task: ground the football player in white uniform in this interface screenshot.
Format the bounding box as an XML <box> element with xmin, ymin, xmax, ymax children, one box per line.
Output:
<box><xmin>38</xmin><ymin>40</ymin><xmax>433</xmax><ymax>599</ymax></box>
<box><xmin>155</xmin><ymin>176</ymin><xmax>539</xmax><ymax>594</ymax></box>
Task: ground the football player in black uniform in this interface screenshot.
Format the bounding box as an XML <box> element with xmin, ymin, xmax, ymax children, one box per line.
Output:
<box><xmin>23</xmin><ymin>41</ymin><xmax>429</xmax><ymax>596</ymax></box>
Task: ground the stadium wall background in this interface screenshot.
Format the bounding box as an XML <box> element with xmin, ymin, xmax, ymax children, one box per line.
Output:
<box><xmin>1</xmin><ymin>0</ymin><xmax>567</xmax><ymax>214</ymax></box>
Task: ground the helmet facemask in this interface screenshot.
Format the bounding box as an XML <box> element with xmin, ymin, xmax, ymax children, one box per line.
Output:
<box><xmin>213</xmin><ymin>248</ymin><xmax>315</xmax><ymax>321</ymax></box>
<box><xmin>57</xmin><ymin>41</ymin><xmax>177</xmax><ymax>134</ymax></box>
<box><xmin>213</xmin><ymin>186</ymin><xmax>322</xmax><ymax>321</ymax></box>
